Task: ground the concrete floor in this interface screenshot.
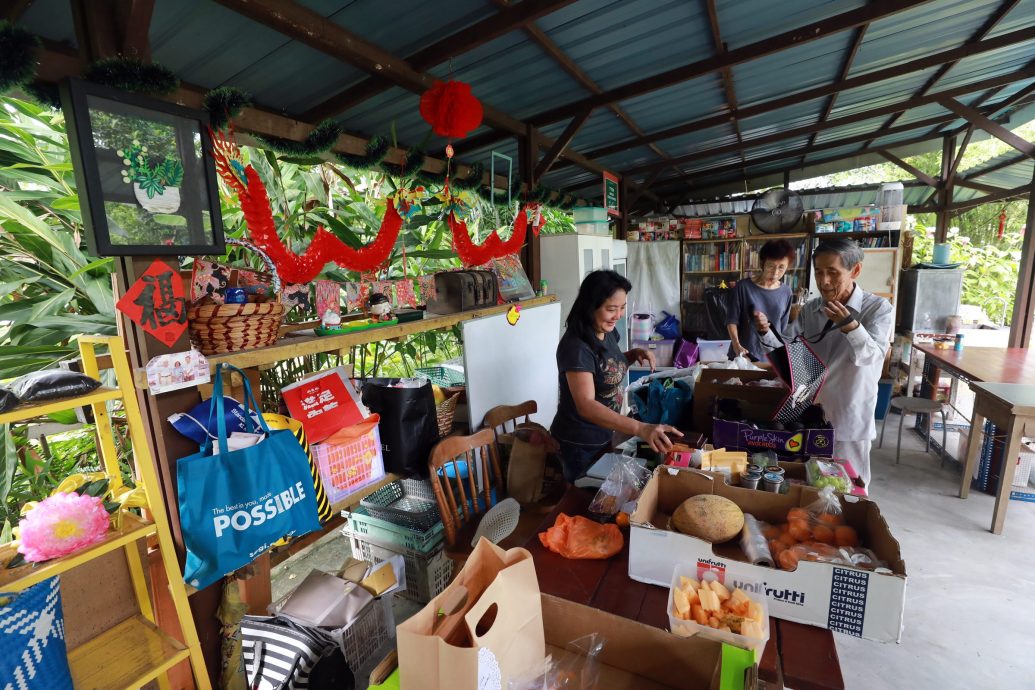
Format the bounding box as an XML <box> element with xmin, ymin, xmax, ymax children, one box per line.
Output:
<box><xmin>838</xmin><ymin>413</ymin><xmax>1035</xmax><ymax>688</ymax></box>
<box><xmin>272</xmin><ymin>413</ymin><xmax>1035</xmax><ymax>689</ymax></box>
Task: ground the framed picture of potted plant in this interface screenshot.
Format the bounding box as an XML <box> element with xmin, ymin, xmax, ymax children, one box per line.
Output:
<box><xmin>60</xmin><ymin>79</ymin><xmax>225</xmax><ymax>256</ymax></box>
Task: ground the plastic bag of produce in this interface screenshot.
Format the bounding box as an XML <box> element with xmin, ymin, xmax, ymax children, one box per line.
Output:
<box><xmin>805</xmin><ymin>457</ymin><xmax>852</xmax><ymax>494</ymax></box>
<box><xmin>538</xmin><ymin>513</ymin><xmax>623</xmax><ymax>560</ymax></box>
<box><xmin>507</xmin><ymin>634</ymin><xmax>604</xmax><ymax>690</ymax></box>
<box><xmin>776</xmin><ymin>542</ymin><xmax>886</xmax><ymax>572</ymax></box>
<box><xmin>587</xmin><ymin>454</ymin><xmax>650</xmax><ymax>517</ymax></box>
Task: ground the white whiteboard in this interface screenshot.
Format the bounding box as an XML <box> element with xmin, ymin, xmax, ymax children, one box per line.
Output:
<box><xmin>462</xmin><ymin>302</ymin><xmax>561</xmax><ymax>430</ymax></box>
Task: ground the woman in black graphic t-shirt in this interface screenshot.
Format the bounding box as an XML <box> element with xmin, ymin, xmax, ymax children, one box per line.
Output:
<box><xmin>551</xmin><ymin>270</ymin><xmax>682</xmax><ymax>482</ymax></box>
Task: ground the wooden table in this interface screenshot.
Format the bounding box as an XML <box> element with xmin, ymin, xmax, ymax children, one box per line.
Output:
<box><xmin>960</xmin><ymin>382</ymin><xmax>1035</xmax><ymax>534</ymax></box>
<box><xmin>914</xmin><ymin>344</ymin><xmax>1035</xmax><ymax>386</ymax></box>
<box><xmin>525</xmin><ymin>487</ymin><xmax>845</xmax><ymax>690</ymax></box>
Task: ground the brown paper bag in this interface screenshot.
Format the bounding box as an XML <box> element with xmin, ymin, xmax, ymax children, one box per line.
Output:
<box><xmin>500</xmin><ymin>422</ymin><xmax>559</xmax><ymax>505</ymax></box>
<box><xmin>397</xmin><ymin>538</ymin><xmax>546</xmax><ymax>690</ymax></box>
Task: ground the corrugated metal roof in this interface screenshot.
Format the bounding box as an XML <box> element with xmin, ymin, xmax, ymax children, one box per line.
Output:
<box><xmin>12</xmin><ymin>0</ymin><xmax>1035</xmax><ymax>207</ymax></box>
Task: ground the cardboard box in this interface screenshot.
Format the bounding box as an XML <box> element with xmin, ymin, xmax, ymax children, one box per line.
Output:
<box><xmin>711</xmin><ymin>404</ymin><xmax>835</xmax><ymax>459</ymax></box>
<box><xmin>692</xmin><ymin>368</ymin><xmax>785</xmax><ymax>434</ymax></box>
<box><xmin>629</xmin><ymin>467</ymin><xmax>907</xmax><ymax>642</ymax></box>
<box><xmin>540</xmin><ymin>594</ymin><xmax>756</xmax><ymax>690</ymax></box>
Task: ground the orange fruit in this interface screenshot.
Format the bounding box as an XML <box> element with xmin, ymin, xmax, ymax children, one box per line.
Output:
<box><xmin>813</xmin><ymin>525</ymin><xmax>835</xmax><ymax>544</ymax></box>
<box><xmin>615</xmin><ymin>511</ymin><xmax>630</xmax><ymax>528</ymax></box>
<box><xmin>818</xmin><ymin>512</ymin><xmax>843</xmax><ymax>527</ymax></box>
<box><xmin>787</xmin><ymin>507</ymin><xmax>808</xmax><ymax>521</ymax></box>
<box><xmin>789</xmin><ymin>523</ymin><xmax>811</xmax><ymax>542</ymax></box>
<box><xmin>778</xmin><ymin>550</ymin><xmax>799</xmax><ymax>571</ymax></box>
<box><xmin>835</xmin><ymin>525</ymin><xmax>859</xmax><ymax>547</ymax></box>
<box><xmin>762</xmin><ymin>525</ymin><xmax>781</xmax><ymax>540</ymax></box>
<box><xmin>778</xmin><ymin>532</ymin><xmax>797</xmax><ymax>548</ymax></box>
<box><xmin>780</xmin><ymin>522</ymin><xmax>790</xmax><ymax>533</ymax></box>
<box><xmin>768</xmin><ymin>539</ymin><xmax>785</xmax><ymax>557</ymax></box>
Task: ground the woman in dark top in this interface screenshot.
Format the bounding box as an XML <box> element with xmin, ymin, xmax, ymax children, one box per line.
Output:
<box><xmin>727</xmin><ymin>239</ymin><xmax>795</xmax><ymax>360</ymax></box>
<box><xmin>551</xmin><ymin>270</ymin><xmax>682</xmax><ymax>482</ymax></box>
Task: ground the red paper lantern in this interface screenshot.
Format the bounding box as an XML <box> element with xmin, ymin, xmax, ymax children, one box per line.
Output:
<box><xmin>420</xmin><ymin>80</ymin><xmax>484</xmax><ymax>139</ymax></box>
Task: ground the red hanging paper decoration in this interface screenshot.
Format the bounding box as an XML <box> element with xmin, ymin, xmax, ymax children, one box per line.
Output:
<box><xmin>448</xmin><ymin>204</ymin><xmax>528</xmax><ymax>267</ymax></box>
<box><xmin>212</xmin><ymin>132</ymin><xmax>402</xmax><ymax>283</ymax></box>
<box><xmin>420</xmin><ymin>80</ymin><xmax>484</xmax><ymax>139</ymax></box>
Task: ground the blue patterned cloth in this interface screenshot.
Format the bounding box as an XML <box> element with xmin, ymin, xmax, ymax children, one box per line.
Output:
<box><xmin>0</xmin><ymin>577</ymin><xmax>73</xmax><ymax>690</ymax></box>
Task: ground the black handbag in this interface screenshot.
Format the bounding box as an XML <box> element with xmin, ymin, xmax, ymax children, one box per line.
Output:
<box><xmin>360</xmin><ymin>378</ymin><xmax>439</xmax><ymax>477</ymax></box>
<box><xmin>765</xmin><ymin>308</ymin><xmax>858</xmax><ymax>423</ymax></box>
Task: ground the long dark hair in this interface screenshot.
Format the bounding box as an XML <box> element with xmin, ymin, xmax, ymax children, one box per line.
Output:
<box><xmin>566</xmin><ymin>270</ymin><xmax>632</xmax><ymax>351</ymax></box>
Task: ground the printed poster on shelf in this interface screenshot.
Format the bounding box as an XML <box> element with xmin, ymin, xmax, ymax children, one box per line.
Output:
<box><xmin>281</xmin><ymin>366</ymin><xmax>367</xmax><ymax>443</ymax></box>
<box><xmin>146</xmin><ymin>349</ymin><xmax>210</xmax><ymax>394</ymax></box>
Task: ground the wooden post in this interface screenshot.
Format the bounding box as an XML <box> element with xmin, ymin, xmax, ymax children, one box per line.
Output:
<box><xmin>617</xmin><ymin>176</ymin><xmax>629</xmax><ymax>240</ymax></box>
<box><xmin>520</xmin><ymin>124</ymin><xmax>542</xmax><ymax>286</ymax></box>
<box><xmin>935</xmin><ymin>135</ymin><xmax>955</xmax><ymax>243</ymax></box>
<box><xmin>1007</xmin><ymin>166</ymin><xmax>1035</xmax><ymax>347</ymax></box>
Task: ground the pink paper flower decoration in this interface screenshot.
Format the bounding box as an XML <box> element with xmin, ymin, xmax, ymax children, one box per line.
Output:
<box><xmin>17</xmin><ymin>492</ymin><xmax>110</xmax><ymax>562</ymax></box>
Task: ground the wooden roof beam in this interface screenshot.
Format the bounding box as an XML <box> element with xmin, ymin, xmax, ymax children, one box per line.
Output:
<box><xmin>949</xmin><ymin>183</ymin><xmax>1030</xmax><ymax>211</ymax></box>
<box><xmin>534</xmin><ymin>107</ymin><xmax>592</xmax><ymax>178</ymax></box>
<box><xmin>939</xmin><ymin>97</ymin><xmax>1035</xmax><ymax>158</ymax></box>
<box><xmin>617</xmin><ymin>66</ymin><xmax>1035</xmax><ymax>178</ymax></box>
<box><xmin>301</xmin><ymin>0</ymin><xmax>579</xmax><ymax>121</ymax></box>
<box><xmin>945</xmin><ymin>125</ymin><xmax>975</xmax><ymax>187</ymax></box>
<box><xmin>554</xmin><ymin>24</ymin><xmax>1035</xmax><ymax>167</ymax></box>
<box><xmin>878</xmin><ymin>150</ymin><xmax>940</xmax><ymax>188</ymax></box>
<box><xmin>704</xmin><ymin>0</ymin><xmax>747</xmax><ymax>173</ymax></box>
<box><xmin>875</xmin><ymin>0</ymin><xmax>1019</xmax><ymax>138</ymax></box>
<box><xmin>801</xmin><ymin>23</ymin><xmax>868</xmax><ymax>166</ymax></box>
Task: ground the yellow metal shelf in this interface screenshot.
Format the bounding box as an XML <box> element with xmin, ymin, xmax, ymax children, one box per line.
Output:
<box><xmin>0</xmin><ymin>387</ymin><xmax>122</xmax><ymax>425</ymax></box>
<box><xmin>68</xmin><ymin>614</ymin><xmax>189</xmax><ymax>690</ymax></box>
<box><xmin>0</xmin><ymin>513</ymin><xmax>156</xmax><ymax>592</ymax></box>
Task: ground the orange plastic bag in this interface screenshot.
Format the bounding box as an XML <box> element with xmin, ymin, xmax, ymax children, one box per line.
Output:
<box><xmin>537</xmin><ymin>513</ymin><xmax>623</xmax><ymax>560</ymax></box>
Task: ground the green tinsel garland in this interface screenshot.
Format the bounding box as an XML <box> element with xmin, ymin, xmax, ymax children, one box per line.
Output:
<box><xmin>335</xmin><ymin>134</ymin><xmax>390</xmax><ymax>169</ymax></box>
<box><xmin>253</xmin><ymin>118</ymin><xmax>343</xmax><ymax>156</ymax></box>
<box><xmin>0</xmin><ymin>22</ymin><xmax>40</xmax><ymax>93</ymax></box>
<box><xmin>204</xmin><ymin>86</ymin><xmax>251</xmax><ymax>130</ymax></box>
<box><xmin>24</xmin><ymin>83</ymin><xmax>60</xmax><ymax>108</ymax></box>
<box><xmin>450</xmin><ymin>162</ymin><xmax>484</xmax><ymax>191</ymax></box>
<box><xmin>84</xmin><ymin>56</ymin><xmax>179</xmax><ymax>95</ymax></box>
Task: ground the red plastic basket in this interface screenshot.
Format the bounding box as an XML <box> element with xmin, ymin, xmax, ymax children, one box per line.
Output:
<box><xmin>312</xmin><ymin>415</ymin><xmax>386</xmax><ymax>504</ymax></box>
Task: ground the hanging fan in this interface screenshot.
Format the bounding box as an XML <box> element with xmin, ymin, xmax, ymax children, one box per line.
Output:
<box><xmin>750</xmin><ymin>187</ymin><xmax>804</xmax><ymax>233</ymax></box>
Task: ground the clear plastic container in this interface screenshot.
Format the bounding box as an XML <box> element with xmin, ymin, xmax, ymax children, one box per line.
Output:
<box><xmin>697</xmin><ymin>339</ymin><xmax>732</xmax><ymax>362</ymax></box>
<box><xmin>667</xmin><ymin>562</ymin><xmax>771</xmax><ymax>660</ymax></box>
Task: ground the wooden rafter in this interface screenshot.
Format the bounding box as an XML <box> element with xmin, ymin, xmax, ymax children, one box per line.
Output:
<box><xmin>874</xmin><ymin>0</ymin><xmax>1019</xmax><ymax>140</ymax></box>
<box><xmin>949</xmin><ymin>183</ymin><xmax>1030</xmax><ymax>211</ymax></box>
<box><xmin>878</xmin><ymin>150</ymin><xmax>940</xmax><ymax>188</ymax></box>
<box><xmin>616</xmin><ymin>66</ymin><xmax>1035</xmax><ymax>178</ymax></box>
<box><xmin>534</xmin><ymin>108</ymin><xmax>592</xmax><ymax>178</ymax></box>
<box><xmin>945</xmin><ymin>125</ymin><xmax>975</xmax><ymax>186</ymax></box>
<box><xmin>704</xmin><ymin>0</ymin><xmax>746</xmax><ymax>170</ymax></box>
<box><xmin>212</xmin><ymin>0</ymin><xmax>659</xmax><ymax>200</ymax></box>
<box><xmin>939</xmin><ymin>97</ymin><xmax>1035</xmax><ymax>158</ymax></box>
<box><xmin>301</xmin><ymin>0</ymin><xmax>578</xmax><ymax>121</ymax></box>
<box><xmin>801</xmin><ymin>24</ymin><xmax>868</xmax><ymax>165</ymax></box>
<box><xmin>551</xmin><ymin>24</ymin><xmax>1035</xmax><ymax>168</ymax></box>
<box><xmin>466</xmin><ymin>0</ymin><xmax>933</xmax><ymax>152</ymax></box>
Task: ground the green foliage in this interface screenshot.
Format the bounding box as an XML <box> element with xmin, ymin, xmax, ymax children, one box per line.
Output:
<box><xmin>83</xmin><ymin>57</ymin><xmax>179</xmax><ymax>96</ymax></box>
<box><xmin>204</xmin><ymin>87</ymin><xmax>251</xmax><ymax>130</ymax></box>
<box><xmin>912</xmin><ymin>218</ymin><xmax>1020</xmax><ymax>324</ymax></box>
<box><xmin>0</xmin><ymin>22</ymin><xmax>40</xmax><ymax>93</ymax></box>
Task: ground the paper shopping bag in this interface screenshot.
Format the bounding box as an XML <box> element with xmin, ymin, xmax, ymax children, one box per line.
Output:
<box><xmin>499</xmin><ymin>422</ymin><xmax>558</xmax><ymax>505</ymax></box>
<box><xmin>396</xmin><ymin>538</ymin><xmax>546</xmax><ymax>690</ymax></box>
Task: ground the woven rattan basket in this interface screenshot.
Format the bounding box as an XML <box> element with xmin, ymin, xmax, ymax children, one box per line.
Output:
<box><xmin>188</xmin><ymin>238</ymin><xmax>285</xmax><ymax>355</ymax></box>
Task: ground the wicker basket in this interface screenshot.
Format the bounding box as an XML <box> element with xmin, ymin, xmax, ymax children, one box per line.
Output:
<box><xmin>188</xmin><ymin>238</ymin><xmax>285</xmax><ymax>355</ymax></box>
<box><xmin>436</xmin><ymin>393</ymin><xmax>459</xmax><ymax>437</ymax></box>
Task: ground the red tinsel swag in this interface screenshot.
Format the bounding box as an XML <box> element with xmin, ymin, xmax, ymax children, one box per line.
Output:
<box><xmin>420</xmin><ymin>80</ymin><xmax>483</xmax><ymax>139</ymax></box>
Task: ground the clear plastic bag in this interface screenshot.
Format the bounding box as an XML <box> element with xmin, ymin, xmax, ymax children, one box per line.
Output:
<box><xmin>805</xmin><ymin>458</ymin><xmax>852</xmax><ymax>494</ymax></box>
<box><xmin>507</xmin><ymin>633</ymin><xmax>604</xmax><ymax>690</ymax></box>
<box><xmin>777</xmin><ymin>542</ymin><xmax>886</xmax><ymax>572</ymax></box>
<box><xmin>587</xmin><ymin>455</ymin><xmax>650</xmax><ymax>517</ymax></box>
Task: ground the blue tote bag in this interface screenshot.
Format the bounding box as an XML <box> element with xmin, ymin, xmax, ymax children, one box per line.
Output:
<box><xmin>178</xmin><ymin>364</ymin><xmax>321</xmax><ymax>589</ymax></box>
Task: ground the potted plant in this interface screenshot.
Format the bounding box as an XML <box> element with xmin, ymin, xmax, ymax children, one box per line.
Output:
<box><xmin>118</xmin><ymin>140</ymin><xmax>185</xmax><ymax>213</ymax></box>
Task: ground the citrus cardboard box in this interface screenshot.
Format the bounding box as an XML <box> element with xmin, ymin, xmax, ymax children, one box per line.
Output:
<box><xmin>629</xmin><ymin>467</ymin><xmax>907</xmax><ymax>642</ymax></box>
<box><xmin>692</xmin><ymin>368</ymin><xmax>783</xmax><ymax>433</ymax></box>
<box><xmin>540</xmin><ymin>593</ymin><xmax>756</xmax><ymax>690</ymax></box>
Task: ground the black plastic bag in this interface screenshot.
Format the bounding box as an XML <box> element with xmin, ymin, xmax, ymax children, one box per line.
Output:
<box><xmin>0</xmin><ymin>386</ymin><xmax>17</xmax><ymax>413</ymax></box>
<box><xmin>11</xmin><ymin>370</ymin><xmax>101</xmax><ymax>402</ymax></box>
<box><xmin>360</xmin><ymin>378</ymin><xmax>439</xmax><ymax>478</ymax></box>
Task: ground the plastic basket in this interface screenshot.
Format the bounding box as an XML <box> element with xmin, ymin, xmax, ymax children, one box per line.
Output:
<box><xmin>339</xmin><ymin>595</ymin><xmax>395</xmax><ymax>676</ymax></box>
<box><xmin>347</xmin><ymin>533</ymin><xmax>454</xmax><ymax>603</ymax></box>
<box><xmin>361</xmin><ymin>479</ymin><xmax>441</xmax><ymax>530</ymax></box>
<box><xmin>1015</xmin><ymin>442</ymin><xmax>1035</xmax><ymax>488</ymax></box>
<box><xmin>342</xmin><ymin>506</ymin><xmax>444</xmax><ymax>554</ymax></box>
<box><xmin>416</xmin><ymin>366</ymin><xmax>466</xmax><ymax>387</ymax></box>
<box><xmin>312</xmin><ymin>422</ymin><xmax>386</xmax><ymax>505</ymax></box>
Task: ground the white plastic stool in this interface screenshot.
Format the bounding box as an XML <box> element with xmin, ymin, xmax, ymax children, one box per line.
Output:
<box><xmin>879</xmin><ymin>395</ymin><xmax>947</xmax><ymax>465</ymax></box>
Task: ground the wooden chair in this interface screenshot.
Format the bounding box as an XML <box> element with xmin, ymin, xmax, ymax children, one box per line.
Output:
<box><xmin>428</xmin><ymin>428</ymin><xmax>511</xmax><ymax>559</ymax></box>
<box><xmin>483</xmin><ymin>400</ymin><xmax>538</xmax><ymax>437</ymax></box>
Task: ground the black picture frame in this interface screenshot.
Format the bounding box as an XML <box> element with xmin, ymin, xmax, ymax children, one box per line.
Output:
<box><xmin>60</xmin><ymin>78</ymin><xmax>225</xmax><ymax>256</ymax></box>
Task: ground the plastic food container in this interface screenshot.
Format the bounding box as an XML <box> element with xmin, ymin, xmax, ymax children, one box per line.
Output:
<box><xmin>573</xmin><ymin>206</ymin><xmax>608</xmax><ymax>222</ymax></box>
<box><xmin>697</xmin><ymin>339</ymin><xmax>732</xmax><ymax>362</ymax></box>
<box><xmin>632</xmin><ymin>339</ymin><xmax>675</xmax><ymax>368</ymax></box>
<box><xmin>668</xmin><ymin>562</ymin><xmax>770</xmax><ymax>659</ymax></box>
<box><xmin>575</xmin><ymin>220</ymin><xmax>611</xmax><ymax>236</ymax></box>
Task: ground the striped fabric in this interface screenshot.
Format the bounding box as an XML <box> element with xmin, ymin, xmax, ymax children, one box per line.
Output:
<box><xmin>0</xmin><ymin>577</ymin><xmax>73</xmax><ymax>690</ymax></box>
<box><xmin>241</xmin><ymin>615</ymin><xmax>337</xmax><ymax>689</ymax></box>
<box><xmin>264</xmin><ymin>413</ymin><xmax>333</xmax><ymax>522</ymax></box>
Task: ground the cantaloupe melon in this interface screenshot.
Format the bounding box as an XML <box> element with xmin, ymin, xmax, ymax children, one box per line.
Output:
<box><xmin>670</xmin><ymin>494</ymin><xmax>744</xmax><ymax>543</ymax></box>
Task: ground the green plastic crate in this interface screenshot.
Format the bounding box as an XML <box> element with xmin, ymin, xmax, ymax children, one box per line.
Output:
<box><xmin>416</xmin><ymin>366</ymin><xmax>465</xmax><ymax>387</ymax></box>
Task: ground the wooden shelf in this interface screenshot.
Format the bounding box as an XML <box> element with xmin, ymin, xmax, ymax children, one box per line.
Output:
<box><xmin>683</xmin><ymin>270</ymin><xmax>740</xmax><ymax>275</ymax></box>
<box><xmin>681</xmin><ymin>237</ymin><xmax>739</xmax><ymax>243</ymax></box>
<box><xmin>201</xmin><ymin>295</ymin><xmax>558</xmax><ymax>372</ymax></box>
<box><xmin>814</xmin><ymin>230</ymin><xmax>897</xmax><ymax>239</ymax></box>
<box><xmin>0</xmin><ymin>387</ymin><xmax>122</xmax><ymax>425</ymax></box>
<box><xmin>0</xmin><ymin>513</ymin><xmax>156</xmax><ymax>591</ymax></box>
<box><xmin>744</xmin><ymin>267</ymin><xmax>807</xmax><ymax>272</ymax></box>
<box><xmin>742</xmin><ymin>233</ymin><xmax>808</xmax><ymax>241</ymax></box>
<box><xmin>68</xmin><ymin>614</ymin><xmax>189</xmax><ymax>690</ymax></box>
